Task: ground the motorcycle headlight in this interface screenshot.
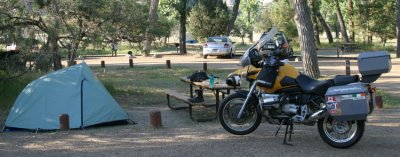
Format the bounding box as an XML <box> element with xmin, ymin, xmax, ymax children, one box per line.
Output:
<box><xmin>240</xmin><ymin>49</ymin><xmax>251</xmax><ymax>67</ymax></box>
<box><xmin>226</xmin><ymin>75</ymin><xmax>241</xmax><ymax>86</ymax></box>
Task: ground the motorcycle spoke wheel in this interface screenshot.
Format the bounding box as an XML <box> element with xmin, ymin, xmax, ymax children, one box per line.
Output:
<box><xmin>323</xmin><ymin>118</ymin><xmax>356</xmax><ymax>143</ymax></box>
<box><xmin>318</xmin><ymin>116</ymin><xmax>365</xmax><ymax>148</ymax></box>
<box><xmin>222</xmin><ymin>99</ymin><xmax>256</xmax><ymax>131</ymax></box>
<box><xmin>218</xmin><ymin>92</ymin><xmax>261</xmax><ymax>135</ymax></box>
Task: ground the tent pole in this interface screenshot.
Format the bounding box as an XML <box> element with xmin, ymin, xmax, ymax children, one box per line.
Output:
<box><xmin>80</xmin><ymin>79</ymin><xmax>85</xmax><ymax>129</ymax></box>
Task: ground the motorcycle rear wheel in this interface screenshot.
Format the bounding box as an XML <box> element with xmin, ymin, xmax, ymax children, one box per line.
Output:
<box><xmin>218</xmin><ymin>92</ymin><xmax>262</xmax><ymax>135</ymax></box>
<box><xmin>317</xmin><ymin>116</ymin><xmax>365</xmax><ymax>148</ymax></box>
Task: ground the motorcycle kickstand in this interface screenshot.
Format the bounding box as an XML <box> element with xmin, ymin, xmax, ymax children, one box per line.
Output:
<box><xmin>288</xmin><ymin>123</ymin><xmax>293</xmax><ymax>142</ymax></box>
<box><xmin>274</xmin><ymin>120</ymin><xmax>283</xmax><ymax>136</ymax></box>
<box><xmin>283</xmin><ymin>122</ymin><xmax>294</xmax><ymax>146</ymax></box>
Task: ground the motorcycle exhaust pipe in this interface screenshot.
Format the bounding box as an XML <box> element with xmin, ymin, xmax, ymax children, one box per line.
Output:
<box><xmin>309</xmin><ymin>108</ymin><xmax>328</xmax><ymax>121</ymax></box>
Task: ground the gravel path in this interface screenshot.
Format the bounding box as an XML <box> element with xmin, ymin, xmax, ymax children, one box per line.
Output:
<box><xmin>1</xmin><ymin>107</ymin><xmax>399</xmax><ymax>157</ymax></box>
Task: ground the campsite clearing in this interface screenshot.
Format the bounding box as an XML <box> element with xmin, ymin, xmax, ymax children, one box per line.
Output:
<box><xmin>1</xmin><ymin>54</ymin><xmax>400</xmax><ymax>156</ymax></box>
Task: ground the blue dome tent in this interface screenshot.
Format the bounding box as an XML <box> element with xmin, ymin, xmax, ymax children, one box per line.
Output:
<box><xmin>4</xmin><ymin>62</ymin><xmax>129</xmax><ymax>131</ymax></box>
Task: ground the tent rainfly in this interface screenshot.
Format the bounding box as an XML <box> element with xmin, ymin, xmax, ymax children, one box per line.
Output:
<box><xmin>4</xmin><ymin>62</ymin><xmax>129</xmax><ymax>131</ymax></box>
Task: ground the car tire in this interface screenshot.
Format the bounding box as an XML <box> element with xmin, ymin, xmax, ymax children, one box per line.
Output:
<box><xmin>203</xmin><ymin>55</ymin><xmax>208</xmax><ymax>59</ymax></box>
<box><xmin>228</xmin><ymin>49</ymin><xmax>234</xmax><ymax>58</ymax></box>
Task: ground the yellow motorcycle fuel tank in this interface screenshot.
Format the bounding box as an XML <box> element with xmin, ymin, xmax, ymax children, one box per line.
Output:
<box><xmin>261</xmin><ymin>64</ymin><xmax>300</xmax><ymax>93</ymax></box>
<box><xmin>230</xmin><ymin>64</ymin><xmax>300</xmax><ymax>93</ymax></box>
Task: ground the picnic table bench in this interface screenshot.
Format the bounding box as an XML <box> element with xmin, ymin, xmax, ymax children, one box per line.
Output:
<box><xmin>165</xmin><ymin>77</ymin><xmax>240</xmax><ymax>122</ymax></box>
<box><xmin>337</xmin><ymin>42</ymin><xmax>358</xmax><ymax>57</ymax></box>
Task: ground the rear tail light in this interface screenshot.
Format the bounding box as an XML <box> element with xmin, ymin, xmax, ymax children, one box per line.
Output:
<box><xmin>368</xmin><ymin>85</ymin><xmax>376</xmax><ymax>93</ymax></box>
<box><xmin>204</xmin><ymin>43</ymin><xmax>208</xmax><ymax>48</ymax></box>
<box><xmin>224</xmin><ymin>43</ymin><xmax>229</xmax><ymax>48</ymax></box>
<box><xmin>282</xmin><ymin>43</ymin><xmax>288</xmax><ymax>48</ymax></box>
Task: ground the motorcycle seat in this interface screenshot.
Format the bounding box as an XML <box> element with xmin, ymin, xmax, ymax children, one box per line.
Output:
<box><xmin>296</xmin><ymin>74</ymin><xmax>334</xmax><ymax>95</ymax></box>
<box><xmin>333</xmin><ymin>75</ymin><xmax>360</xmax><ymax>86</ymax></box>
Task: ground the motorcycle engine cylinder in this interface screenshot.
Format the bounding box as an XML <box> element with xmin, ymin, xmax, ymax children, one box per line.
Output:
<box><xmin>282</xmin><ymin>103</ymin><xmax>298</xmax><ymax>114</ymax></box>
<box><xmin>286</xmin><ymin>94</ymin><xmax>309</xmax><ymax>104</ymax></box>
<box><xmin>260</xmin><ymin>94</ymin><xmax>280</xmax><ymax>108</ymax></box>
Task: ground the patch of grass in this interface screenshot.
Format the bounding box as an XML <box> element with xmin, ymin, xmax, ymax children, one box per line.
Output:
<box><xmin>94</xmin><ymin>66</ymin><xmax>233</xmax><ymax>107</ymax></box>
<box><xmin>376</xmin><ymin>90</ymin><xmax>400</xmax><ymax>109</ymax></box>
<box><xmin>77</xmin><ymin>49</ymin><xmax>110</xmax><ymax>55</ymax></box>
<box><xmin>234</xmin><ymin>43</ymin><xmax>254</xmax><ymax>54</ymax></box>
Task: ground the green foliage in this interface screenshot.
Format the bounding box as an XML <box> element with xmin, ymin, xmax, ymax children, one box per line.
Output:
<box><xmin>233</xmin><ymin>0</ymin><xmax>260</xmax><ymax>42</ymax></box>
<box><xmin>151</xmin><ymin>14</ymin><xmax>175</xmax><ymax>39</ymax></box>
<box><xmin>320</xmin><ymin>0</ymin><xmax>397</xmax><ymax>44</ymax></box>
<box><xmin>188</xmin><ymin>0</ymin><xmax>230</xmax><ymax>40</ymax></box>
<box><xmin>0</xmin><ymin>73</ymin><xmax>43</xmax><ymax>112</ymax></box>
<box><xmin>256</xmin><ymin>0</ymin><xmax>298</xmax><ymax>37</ymax></box>
<box><xmin>232</xmin><ymin>17</ymin><xmax>251</xmax><ymax>44</ymax></box>
<box><xmin>96</xmin><ymin>0</ymin><xmax>149</xmax><ymax>44</ymax></box>
<box><xmin>356</xmin><ymin>0</ymin><xmax>397</xmax><ymax>43</ymax></box>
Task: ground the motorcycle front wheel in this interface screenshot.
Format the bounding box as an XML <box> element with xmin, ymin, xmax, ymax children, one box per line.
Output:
<box><xmin>317</xmin><ymin>116</ymin><xmax>365</xmax><ymax>148</ymax></box>
<box><xmin>218</xmin><ymin>92</ymin><xmax>262</xmax><ymax>135</ymax></box>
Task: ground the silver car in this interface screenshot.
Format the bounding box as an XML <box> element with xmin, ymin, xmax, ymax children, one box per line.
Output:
<box><xmin>202</xmin><ymin>36</ymin><xmax>235</xmax><ymax>59</ymax></box>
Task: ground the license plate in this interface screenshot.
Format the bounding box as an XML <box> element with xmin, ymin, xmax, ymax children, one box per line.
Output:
<box><xmin>212</xmin><ymin>49</ymin><xmax>218</xmax><ymax>52</ymax></box>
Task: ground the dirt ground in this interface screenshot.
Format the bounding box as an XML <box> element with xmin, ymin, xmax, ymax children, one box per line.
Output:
<box><xmin>1</xmin><ymin>54</ymin><xmax>400</xmax><ymax>157</ymax></box>
<box><xmin>1</xmin><ymin>107</ymin><xmax>399</xmax><ymax>157</ymax></box>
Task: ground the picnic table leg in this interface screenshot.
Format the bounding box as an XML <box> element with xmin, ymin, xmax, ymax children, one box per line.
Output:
<box><xmin>166</xmin><ymin>93</ymin><xmax>188</xmax><ymax>110</ymax></box>
<box><xmin>215</xmin><ymin>89</ymin><xmax>220</xmax><ymax>113</ymax></box>
<box><xmin>222</xmin><ymin>89</ymin><xmax>230</xmax><ymax>99</ymax></box>
<box><xmin>190</xmin><ymin>84</ymin><xmax>193</xmax><ymax>98</ymax></box>
<box><xmin>189</xmin><ymin>104</ymin><xmax>195</xmax><ymax>121</ymax></box>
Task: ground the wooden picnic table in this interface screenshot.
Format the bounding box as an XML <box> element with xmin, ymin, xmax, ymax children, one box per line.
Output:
<box><xmin>337</xmin><ymin>42</ymin><xmax>358</xmax><ymax>57</ymax></box>
<box><xmin>165</xmin><ymin>77</ymin><xmax>240</xmax><ymax>122</ymax></box>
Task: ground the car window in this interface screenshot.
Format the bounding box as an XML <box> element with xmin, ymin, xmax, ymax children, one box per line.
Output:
<box><xmin>207</xmin><ymin>37</ymin><xmax>228</xmax><ymax>43</ymax></box>
<box><xmin>272</xmin><ymin>33</ymin><xmax>287</xmax><ymax>43</ymax></box>
<box><xmin>207</xmin><ymin>37</ymin><xmax>215</xmax><ymax>42</ymax></box>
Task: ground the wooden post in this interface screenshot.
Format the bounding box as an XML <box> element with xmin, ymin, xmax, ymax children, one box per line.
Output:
<box><xmin>345</xmin><ymin>60</ymin><xmax>350</xmax><ymax>75</ymax></box>
<box><xmin>336</xmin><ymin>43</ymin><xmax>340</xmax><ymax>58</ymax></box>
<box><xmin>150</xmin><ymin>111</ymin><xmax>162</xmax><ymax>128</ymax></box>
<box><xmin>166</xmin><ymin>60</ymin><xmax>171</xmax><ymax>69</ymax></box>
<box><xmin>375</xmin><ymin>95</ymin><xmax>383</xmax><ymax>109</ymax></box>
<box><xmin>101</xmin><ymin>60</ymin><xmax>105</xmax><ymax>68</ymax></box>
<box><xmin>129</xmin><ymin>59</ymin><xmax>133</xmax><ymax>68</ymax></box>
<box><xmin>59</xmin><ymin>114</ymin><xmax>70</xmax><ymax>131</ymax></box>
<box><xmin>203</xmin><ymin>62</ymin><xmax>207</xmax><ymax>71</ymax></box>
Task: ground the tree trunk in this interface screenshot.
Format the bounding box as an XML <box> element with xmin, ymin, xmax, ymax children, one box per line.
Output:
<box><xmin>309</xmin><ymin>0</ymin><xmax>320</xmax><ymax>45</ymax></box>
<box><xmin>293</xmin><ymin>0</ymin><xmax>320</xmax><ymax>78</ymax></box>
<box><xmin>247</xmin><ymin>11</ymin><xmax>253</xmax><ymax>42</ymax></box>
<box><xmin>179</xmin><ymin>11</ymin><xmax>187</xmax><ymax>54</ymax></box>
<box><xmin>164</xmin><ymin>36</ymin><xmax>168</xmax><ymax>46</ymax></box>
<box><xmin>316</xmin><ymin>11</ymin><xmax>333</xmax><ymax>43</ymax></box>
<box><xmin>367</xmin><ymin>32</ymin><xmax>373</xmax><ymax>44</ymax></box>
<box><xmin>347</xmin><ymin>0</ymin><xmax>355</xmax><ymax>42</ymax></box>
<box><xmin>143</xmin><ymin>0</ymin><xmax>160</xmax><ymax>56</ymax></box>
<box><xmin>48</xmin><ymin>33</ymin><xmax>62</xmax><ymax>70</ymax></box>
<box><xmin>334</xmin><ymin>21</ymin><xmax>339</xmax><ymax>38</ymax></box>
<box><xmin>225</xmin><ymin>0</ymin><xmax>240</xmax><ymax>36</ymax></box>
<box><xmin>397</xmin><ymin>0</ymin><xmax>400</xmax><ymax>58</ymax></box>
<box><xmin>335</xmin><ymin>0</ymin><xmax>349</xmax><ymax>43</ymax></box>
<box><xmin>68</xmin><ymin>37</ymin><xmax>82</xmax><ymax>66</ymax></box>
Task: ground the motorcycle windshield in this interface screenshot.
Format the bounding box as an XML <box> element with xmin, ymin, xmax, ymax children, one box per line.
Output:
<box><xmin>240</xmin><ymin>27</ymin><xmax>278</xmax><ymax>67</ymax></box>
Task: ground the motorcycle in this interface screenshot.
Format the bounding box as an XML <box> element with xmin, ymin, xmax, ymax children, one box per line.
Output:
<box><xmin>218</xmin><ymin>27</ymin><xmax>392</xmax><ymax>148</ymax></box>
